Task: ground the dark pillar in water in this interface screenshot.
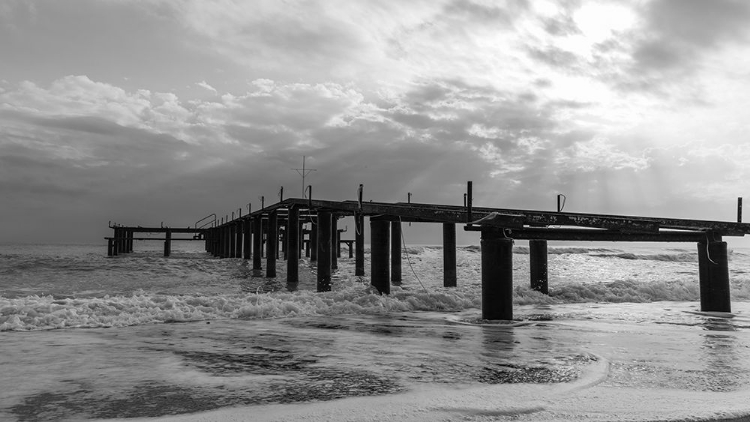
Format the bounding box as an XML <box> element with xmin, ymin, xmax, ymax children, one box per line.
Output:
<box><xmin>443</xmin><ymin>223</ymin><xmax>457</xmax><ymax>287</ymax></box>
<box><xmin>371</xmin><ymin>219</ymin><xmax>390</xmax><ymax>295</ymax></box>
<box><xmin>311</xmin><ymin>222</ymin><xmax>318</xmax><ymax>262</ymax></box>
<box><xmin>338</xmin><ymin>232</ymin><xmax>343</xmax><ymax>259</ymax></box>
<box><xmin>127</xmin><ymin>230</ymin><xmax>133</xmax><ymax>253</ymax></box>
<box><xmin>253</xmin><ymin>217</ymin><xmax>262</xmax><ymax>270</ymax></box>
<box><xmin>355</xmin><ymin>213</ymin><xmax>365</xmax><ymax>276</ymax></box>
<box><xmin>212</xmin><ymin>228</ymin><xmax>220</xmax><ymax>257</ymax></box>
<box><xmin>243</xmin><ymin>220</ymin><xmax>252</xmax><ymax>259</ymax></box>
<box><xmin>266</xmin><ymin>212</ymin><xmax>277</xmax><ymax>277</ymax></box>
<box><xmin>391</xmin><ymin>221</ymin><xmax>402</xmax><ymax>285</ymax></box>
<box><xmin>317</xmin><ymin>211</ymin><xmax>332</xmax><ymax>292</ymax></box>
<box><xmin>481</xmin><ymin>231</ymin><xmax>513</xmax><ymax>320</ymax></box>
<box><xmin>348</xmin><ymin>242</ymin><xmax>353</xmax><ymax>258</ymax></box>
<box><xmin>287</xmin><ymin>207</ymin><xmax>299</xmax><ymax>284</ymax></box>
<box><xmin>529</xmin><ymin>240</ymin><xmax>549</xmax><ymax>294</ymax></box>
<box><xmin>331</xmin><ymin>216</ymin><xmax>338</xmax><ymax>270</ymax></box>
<box><xmin>229</xmin><ymin>224</ymin><xmax>236</xmax><ymax>258</ymax></box>
<box><xmin>281</xmin><ymin>223</ymin><xmax>288</xmax><ymax>261</ymax></box>
<box><xmin>107</xmin><ymin>238</ymin><xmax>114</xmax><ymax>257</ymax></box>
<box><xmin>112</xmin><ymin>229</ymin><xmax>119</xmax><ymax>256</ymax></box>
<box><xmin>235</xmin><ymin>223</ymin><xmax>243</xmax><ymax>258</ymax></box>
<box><xmin>698</xmin><ymin>239</ymin><xmax>731</xmax><ymax>312</ymax></box>
<box><xmin>164</xmin><ymin>230</ymin><xmax>172</xmax><ymax>257</ymax></box>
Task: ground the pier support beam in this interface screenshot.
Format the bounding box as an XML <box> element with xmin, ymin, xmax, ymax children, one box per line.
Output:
<box><xmin>529</xmin><ymin>240</ymin><xmax>548</xmax><ymax>294</ymax></box>
<box><xmin>443</xmin><ymin>223</ymin><xmax>457</xmax><ymax>287</ymax></box>
<box><xmin>243</xmin><ymin>221</ymin><xmax>251</xmax><ymax>259</ymax></box>
<box><xmin>311</xmin><ymin>222</ymin><xmax>318</xmax><ymax>262</ymax></box>
<box><xmin>107</xmin><ymin>238</ymin><xmax>114</xmax><ymax>257</ymax></box>
<box><xmin>164</xmin><ymin>230</ymin><xmax>172</xmax><ymax>257</ymax></box>
<box><xmin>235</xmin><ymin>223</ymin><xmax>243</xmax><ymax>258</ymax></box>
<box><xmin>253</xmin><ymin>217</ymin><xmax>262</xmax><ymax>270</ymax></box>
<box><xmin>127</xmin><ymin>230</ymin><xmax>134</xmax><ymax>253</ymax></box>
<box><xmin>481</xmin><ymin>231</ymin><xmax>513</xmax><ymax>320</ymax></box>
<box><xmin>287</xmin><ymin>207</ymin><xmax>300</xmax><ymax>285</ymax></box>
<box><xmin>331</xmin><ymin>217</ymin><xmax>338</xmax><ymax>270</ymax></box>
<box><xmin>229</xmin><ymin>224</ymin><xmax>236</xmax><ymax>258</ymax></box>
<box><xmin>266</xmin><ymin>212</ymin><xmax>278</xmax><ymax>277</ymax></box>
<box><xmin>391</xmin><ymin>221</ymin><xmax>402</xmax><ymax>285</ymax></box>
<box><xmin>355</xmin><ymin>213</ymin><xmax>365</xmax><ymax>277</ymax></box>
<box><xmin>371</xmin><ymin>219</ymin><xmax>390</xmax><ymax>295</ymax></box>
<box><xmin>317</xmin><ymin>211</ymin><xmax>332</xmax><ymax>292</ymax></box>
<box><xmin>698</xmin><ymin>240</ymin><xmax>731</xmax><ymax>312</ymax></box>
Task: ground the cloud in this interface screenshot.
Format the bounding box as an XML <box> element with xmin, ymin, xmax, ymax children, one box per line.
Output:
<box><xmin>196</xmin><ymin>81</ymin><xmax>217</xmax><ymax>94</ymax></box>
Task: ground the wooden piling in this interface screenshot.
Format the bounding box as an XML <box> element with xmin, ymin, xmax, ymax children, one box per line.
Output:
<box><xmin>253</xmin><ymin>217</ymin><xmax>262</xmax><ymax>270</ymax></box>
<box><xmin>391</xmin><ymin>221</ymin><xmax>402</xmax><ymax>285</ymax></box>
<box><xmin>266</xmin><ymin>212</ymin><xmax>278</xmax><ymax>277</ymax></box>
<box><xmin>698</xmin><ymin>240</ymin><xmax>731</xmax><ymax>312</ymax></box>
<box><xmin>164</xmin><ymin>230</ymin><xmax>172</xmax><ymax>257</ymax></box>
<box><xmin>443</xmin><ymin>223</ymin><xmax>457</xmax><ymax>287</ymax></box>
<box><xmin>127</xmin><ymin>229</ymin><xmax>134</xmax><ymax>253</ymax></box>
<box><xmin>107</xmin><ymin>238</ymin><xmax>114</xmax><ymax>257</ymax></box>
<box><xmin>481</xmin><ymin>231</ymin><xmax>513</xmax><ymax>320</ymax></box>
<box><xmin>331</xmin><ymin>216</ymin><xmax>338</xmax><ymax>270</ymax></box>
<box><xmin>355</xmin><ymin>213</ymin><xmax>365</xmax><ymax>276</ymax></box>
<box><xmin>317</xmin><ymin>211</ymin><xmax>332</xmax><ymax>292</ymax></box>
<box><xmin>529</xmin><ymin>240</ymin><xmax>548</xmax><ymax>294</ymax></box>
<box><xmin>287</xmin><ymin>207</ymin><xmax>299</xmax><ymax>284</ymax></box>
<box><xmin>371</xmin><ymin>219</ymin><xmax>390</xmax><ymax>295</ymax></box>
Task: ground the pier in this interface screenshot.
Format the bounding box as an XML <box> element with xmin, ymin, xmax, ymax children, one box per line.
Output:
<box><xmin>106</xmin><ymin>183</ymin><xmax>750</xmax><ymax>319</ymax></box>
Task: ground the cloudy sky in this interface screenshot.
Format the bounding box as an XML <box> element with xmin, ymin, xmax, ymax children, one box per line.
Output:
<box><xmin>2</xmin><ymin>0</ymin><xmax>750</xmax><ymax>245</ymax></box>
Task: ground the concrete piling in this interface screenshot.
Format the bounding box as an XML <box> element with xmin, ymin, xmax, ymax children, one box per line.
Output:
<box><xmin>311</xmin><ymin>222</ymin><xmax>318</xmax><ymax>262</ymax></box>
<box><xmin>229</xmin><ymin>224</ymin><xmax>236</xmax><ymax>258</ymax></box>
<box><xmin>243</xmin><ymin>220</ymin><xmax>251</xmax><ymax>259</ymax></box>
<box><xmin>266</xmin><ymin>212</ymin><xmax>278</xmax><ymax>277</ymax></box>
<box><xmin>529</xmin><ymin>239</ymin><xmax>548</xmax><ymax>294</ymax></box>
<box><xmin>253</xmin><ymin>217</ymin><xmax>262</xmax><ymax>270</ymax></box>
<box><xmin>164</xmin><ymin>230</ymin><xmax>172</xmax><ymax>257</ymax></box>
<box><xmin>698</xmin><ymin>239</ymin><xmax>731</xmax><ymax>312</ymax></box>
<box><xmin>235</xmin><ymin>222</ymin><xmax>243</xmax><ymax>258</ymax></box>
<box><xmin>287</xmin><ymin>207</ymin><xmax>299</xmax><ymax>284</ymax></box>
<box><xmin>371</xmin><ymin>219</ymin><xmax>390</xmax><ymax>295</ymax></box>
<box><xmin>355</xmin><ymin>213</ymin><xmax>365</xmax><ymax>276</ymax></box>
<box><xmin>481</xmin><ymin>231</ymin><xmax>513</xmax><ymax>320</ymax></box>
<box><xmin>443</xmin><ymin>223</ymin><xmax>457</xmax><ymax>287</ymax></box>
<box><xmin>317</xmin><ymin>211</ymin><xmax>332</xmax><ymax>292</ymax></box>
<box><xmin>391</xmin><ymin>221</ymin><xmax>402</xmax><ymax>285</ymax></box>
<box><xmin>331</xmin><ymin>216</ymin><xmax>338</xmax><ymax>270</ymax></box>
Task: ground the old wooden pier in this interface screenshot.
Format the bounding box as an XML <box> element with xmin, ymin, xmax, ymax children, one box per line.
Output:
<box><xmin>106</xmin><ymin>183</ymin><xmax>750</xmax><ymax>319</ymax></box>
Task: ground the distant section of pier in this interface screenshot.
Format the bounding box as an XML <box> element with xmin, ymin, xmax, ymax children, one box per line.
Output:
<box><xmin>106</xmin><ymin>182</ymin><xmax>750</xmax><ymax>319</ymax></box>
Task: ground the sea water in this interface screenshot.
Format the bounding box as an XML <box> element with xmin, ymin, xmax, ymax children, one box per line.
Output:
<box><xmin>2</xmin><ymin>241</ymin><xmax>750</xmax><ymax>421</ymax></box>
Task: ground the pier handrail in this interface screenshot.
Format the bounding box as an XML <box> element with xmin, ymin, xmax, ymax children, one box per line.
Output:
<box><xmin>194</xmin><ymin>213</ymin><xmax>217</xmax><ymax>229</ymax></box>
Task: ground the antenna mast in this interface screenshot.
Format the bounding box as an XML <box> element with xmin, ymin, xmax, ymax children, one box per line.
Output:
<box><xmin>293</xmin><ymin>156</ymin><xmax>317</xmax><ymax>198</ymax></box>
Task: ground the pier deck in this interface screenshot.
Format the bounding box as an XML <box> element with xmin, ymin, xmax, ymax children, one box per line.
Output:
<box><xmin>106</xmin><ymin>183</ymin><xmax>750</xmax><ymax>319</ymax></box>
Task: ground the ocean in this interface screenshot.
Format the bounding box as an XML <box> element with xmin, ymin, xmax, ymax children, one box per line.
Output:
<box><xmin>2</xmin><ymin>240</ymin><xmax>750</xmax><ymax>421</ymax></box>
